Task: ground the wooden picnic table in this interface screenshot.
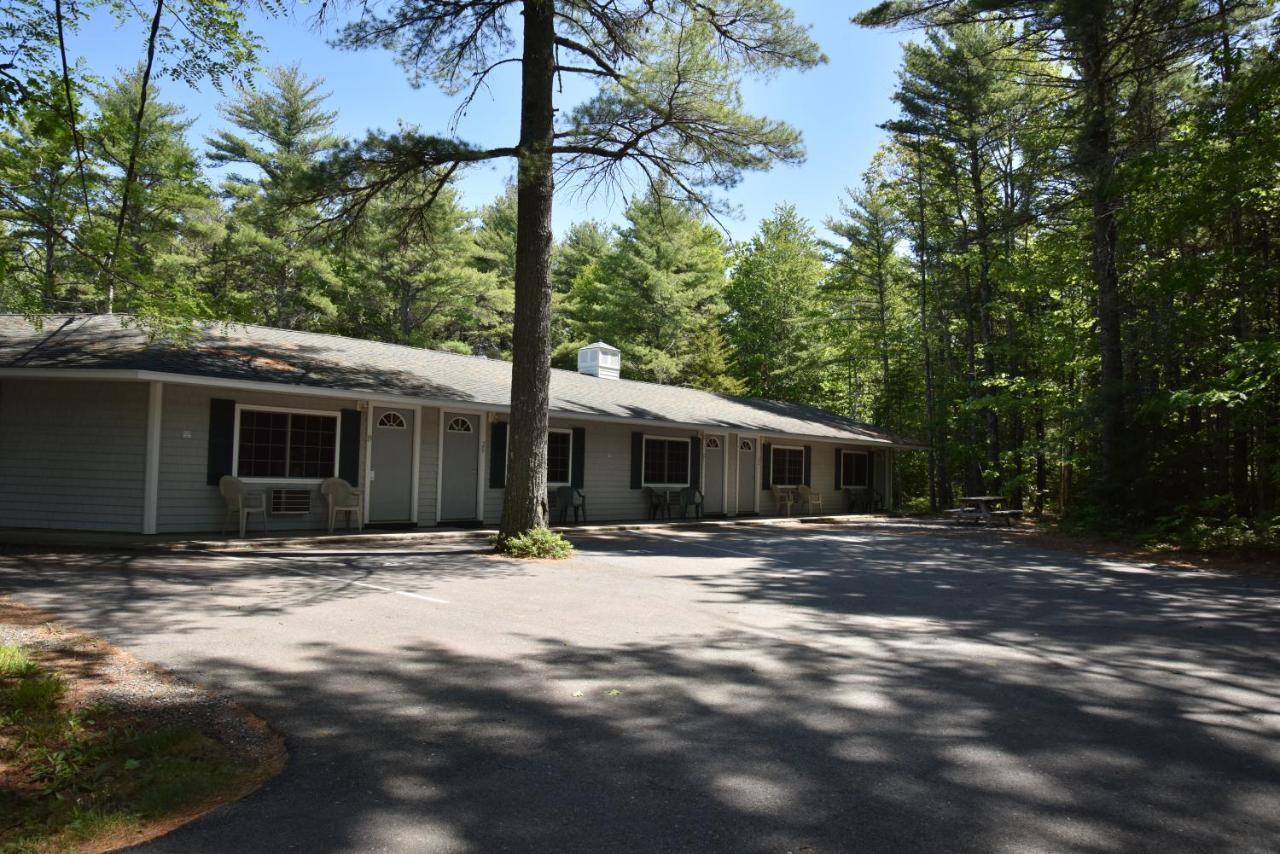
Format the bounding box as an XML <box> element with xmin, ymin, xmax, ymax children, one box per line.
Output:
<box><xmin>945</xmin><ymin>495</ymin><xmax>1022</xmax><ymax>526</ymax></box>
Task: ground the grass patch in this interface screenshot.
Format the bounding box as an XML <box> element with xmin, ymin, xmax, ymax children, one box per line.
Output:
<box><xmin>492</xmin><ymin>527</ymin><xmax>575</xmax><ymax>559</ymax></box>
<box><xmin>0</xmin><ymin>645</ymin><xmax>37</xmax><ymax>679</ymax></box>
<box><xmin>0</xmin><ymin>646</ymin><xmax>257</xmax><ymax>852</ymax></box>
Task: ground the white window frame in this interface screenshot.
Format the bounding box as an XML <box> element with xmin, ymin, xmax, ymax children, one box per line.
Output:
<box><xmin>502</xmin><ymin>426</ymin><xmax>574</xmax><ymax>487</ymax></box>
<box><xmin>770</xmin><ymin>443</ymin><xmax>805</xmax><ymax>487</ymax></box>
<box><xmin>838</xmin><ymin>449</ymin><xmax>871</xmax><ymax>488</ymax></box>
<box><xmin>446</xmin><ymin>415</ymin><xmax>474</xmax><ymax>433</ymax></box>
<box><xmin>545</xmin><ymin>427</ymin><xmax>573</xmax><ymax>487</ymax></box>
<box><xmin>232</xmin><ymin>403</ymin><xmax>341</xmax><ymax>485</ymax></box>
<box><xmin>642</xmin><ymin>433</ymin><xmax>692</xmax><ymax>489</ymax></box>
<box><xmin>377</xmin><ymin>411</ymin><xmax>407</xmax><ymax>429</ymax></box>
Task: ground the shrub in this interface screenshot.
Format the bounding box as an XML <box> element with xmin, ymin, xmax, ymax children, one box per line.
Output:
<box><xmin>4</xmin><ymin>674</ymin><xmax>64</xmax><ymax>713</ymax></box>
<box><xmin>493</xmin><ymin>527</ymin><xmax>575</xmax><ymax>559</ymax></box>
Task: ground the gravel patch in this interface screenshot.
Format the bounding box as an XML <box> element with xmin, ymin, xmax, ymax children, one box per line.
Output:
<box><xmin>0</xmin><ymin>597</ymin><xmax>282</xmax><ymax>764</ymax></box>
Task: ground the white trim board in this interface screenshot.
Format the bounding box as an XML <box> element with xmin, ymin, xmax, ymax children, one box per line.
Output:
<box><xmin>142</xmin><ymin>381</ymin><xmax>163</xmax><ymax>534</ymax></box>
<box><xmin>641</xmin><ymin>433</ymin><xmax>693</xmax><ymax>489</ymax></box>
<box><xmin>231</xmin><ymin>402</ymin><xmax>341</xmax><ymax>485</ymax></box>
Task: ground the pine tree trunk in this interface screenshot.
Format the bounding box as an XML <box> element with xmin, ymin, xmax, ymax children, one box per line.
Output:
<box><xmin>969</xmin><ymin>140</ymin><xmax>1001</xmax><ymax>493</ymax></box>
<box><xmin>1077</xmin><ymin>12</ymin><xmax>1127</xmax><ymax>515</ymax></box>
<box><xmin>499</xmin><ymin>0</ymin><xmax>556</xmax><ymax>538</ymax></box>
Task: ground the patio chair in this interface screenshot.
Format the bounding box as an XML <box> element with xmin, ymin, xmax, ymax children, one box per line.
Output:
<box><xmin>796</xmin><ymin>484</ymin><xmax>823</xmax><ymax>515</ymax></box>
<box><xmin>679</xmin><ymin>486</ymin><xmax>704</xmax><ymax>520</ymax></box>
<box><xmin>219</xmin><ymin>475</ymin><xmax>267</xmax><ymax>538</ymax></box>
<box><xmin>321</xmin><ymin>477</ymin><xmax>363</xmax><ymax>533</ymax></box>
<box><xmin>844</xmin><ymin>486</ymin><xmax>877</xmax><ymax>514</ymax></box>
<box><xmin>552</xmin><ymin>485</ymin><xmax>587</xmax><ymax>524</ymax></box>
<box><xmin>644</xmin><ymin>487</ymin><xmax>671</xmax><ymax>521</ymax></box>
<box><xmin>775</xmin><ymin>487</ymin><xmax>797</xmax><ymax>516</ymax></box>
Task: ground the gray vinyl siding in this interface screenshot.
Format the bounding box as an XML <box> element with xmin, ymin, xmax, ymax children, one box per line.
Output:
<box><xmin>756</xmin><ymin>440</ymin><xmax>890</xmax><ymax>516</ymax></box>
<box><xmin>484</xmin><ymin>419</ymin><xmax>700</xmax><ymax>525</ymax></box>
<box><xmin>416</xmin><ymin>406</ymin><xmax>440</xmax><ymax>525</ymax></box>
<box><xmin>0</xmin><ymin>378</ymin><xmax>147</xmax><ymax>532</ymax></box>
<box><xmin>156</xmin><ymin>383</ymin><xmax>367</xmax><ymax>533</ymax></box>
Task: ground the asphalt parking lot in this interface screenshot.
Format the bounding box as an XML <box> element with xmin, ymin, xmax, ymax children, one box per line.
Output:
<box><xmin>1</xmin><ymin>523</ymin><xmax>1277</xmax><ymax>853</ymax></box>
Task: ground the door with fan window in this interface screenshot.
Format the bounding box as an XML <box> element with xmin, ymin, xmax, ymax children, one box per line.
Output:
<box><xmin>441</xmin><ymin>412</ymin><xmax>479</xmax><ymax>520</ymax></box>
<box><xmin>370</xmin><ymin>407</ymin><xmax>414</xmax><ymax>522</ymax></box>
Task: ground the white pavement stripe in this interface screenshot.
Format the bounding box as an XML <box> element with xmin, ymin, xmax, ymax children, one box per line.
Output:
<box><xmin>206</xmin><ymin>552</ymin><xmax>449</xmax><ymax>604</ymax></box>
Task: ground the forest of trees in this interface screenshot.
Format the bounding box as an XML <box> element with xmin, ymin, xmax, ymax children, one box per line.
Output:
<box><xmin>2</xmin><ymin>1</ymin><xmax>1278</xmax><ymax>546</ymax></box>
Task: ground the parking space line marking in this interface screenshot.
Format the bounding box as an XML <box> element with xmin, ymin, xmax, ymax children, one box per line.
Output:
<box><xmin>207</xmin><ymin>553</ymin><xmax>449</xmax><ymax>604</ymax></box>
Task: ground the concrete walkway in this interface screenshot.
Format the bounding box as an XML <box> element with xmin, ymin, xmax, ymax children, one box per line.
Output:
<box><xmin>0</xmin><ymin>512</ymin><xmax>890</xmax><ymax>552</ymax></box>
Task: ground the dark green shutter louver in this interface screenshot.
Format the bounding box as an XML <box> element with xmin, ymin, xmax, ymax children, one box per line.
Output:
<box><xmin>761</xmin><ymin>442</ymin><xmax>772</xmax><ymax>490</ymax></box>
<box><xmin>689</xmin><ymin>437</ymin><xmax>701</xmax><ymax>488</ymax></box>
<box><xmin>339</xmin><ymin>410</ymin><xmax>361</xmax><ymax>485</ymax></box>
<box><xmin>803</xmin><ymin>446</ymin><xmax>812</xmax><ymax>487</ymax></box>
<box><xmin>630</xmin><ymin>432</ymin><xmax>643</xmax><ymax>489</ymax></box>
<box><xmin>206</xmin><ymin>398</ymin><xmax>236</xmax><ymax>485</ymax></box>
<box><xmin>489</xmin><ymin>421</ymin><xmax>508</xmax><ymax>488</ymax></box>
<box><xmin>571</xmin><ymin>427</ymin><xmax>586</xmax><ymax>488</ymax></box>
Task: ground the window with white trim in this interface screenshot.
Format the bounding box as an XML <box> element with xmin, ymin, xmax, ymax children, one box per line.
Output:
<box><xmin>236</xmin><ymin>408</ymin><xmax>338</xmax><ymax>480</ymax></box>
<box><xmin>705</xmin><ymin>436</ymin><xmax>721</xmax><ymax>450</ymax></box>
<box><xmin>839</xmin><ymin>450</ymin><xmax>870</xmax><ymax>488</ymax></box>
<box><xmin>377</xmin><ymin>411</ymin><xmax>407</xmax><ymax>429</ymax></box>
<box><xmin>739</xmin><ymin>439</ymin><xmax>753</xmax><ymax>452</ymax></box>
<box><xmin>643</xmin><ymin>437</ymin><xmax>690</xmax><ymax>487</ymax></box>
<box><xmin>771</xmin><ymin>445</ymin><xmax>805</xmax><ymax>487</ymax></box>
<box><xmin>447</xmin><ymin>416</ymin><xmax>473</xmax><ymax>433</ymax></box>
<box><xmin>547</xmin><ymin>429</ymin><xmax>572</xmax><ymax>485</ymax></box>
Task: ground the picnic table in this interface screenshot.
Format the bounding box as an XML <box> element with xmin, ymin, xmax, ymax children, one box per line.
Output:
<box><xmin>944</xmin><ymin>495</ymin><xmax>1023</xmax><ymax>526</ymax></box>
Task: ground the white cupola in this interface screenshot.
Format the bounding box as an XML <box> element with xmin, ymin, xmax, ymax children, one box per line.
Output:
<box><xmin>577</xmin><ymin>342</ymin><xmax>621</xmax><ymax>380</ymax></box>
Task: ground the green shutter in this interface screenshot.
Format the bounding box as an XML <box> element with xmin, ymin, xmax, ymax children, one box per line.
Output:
<box><xmin>206</xmin><ymin>398</ymin><xmax>235</xmax><ymax>485</ymax></box>
<box><xmin>571</xmin><ymin>427</ymin><xmax>586</xmax><ymax>488</ymax></box>
<box><xmin>339</xmin><ymin>410</ymin><xmax>361</xmax><ymax>485</ymax></box>
<box><xmin>489</xmin><ymin>422</ymin><xmax>508</xmax><ymax>488</ymax></box>
<box><xmin>630</xmin><ymin>432</ymin><xmax>643</xmax><ymax>489</ymax></box>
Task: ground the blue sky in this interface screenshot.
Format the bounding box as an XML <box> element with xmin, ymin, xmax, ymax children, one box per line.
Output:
<box><xmin>74</xmin><ymin>1</ymin><xmax>908</xmax><ymax>241</ymax></box>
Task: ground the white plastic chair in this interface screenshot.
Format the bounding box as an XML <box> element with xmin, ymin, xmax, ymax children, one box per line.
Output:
<box><xmin>775</xmin><ymin>488</ymin><xmax>797</xmax><ymax>516</ymax></box>
<box><xmin>219</xmin><ymin>476</ymin><xmax>268</xmax><ymax>538</ymax></box>
<box><xmin>321</xmin><ymin>477</ymin><xmax>363</xmax><ymax>532</ymax></box>
<box><xmin>797</xmin><ymin>484</ymin><xmax>823</xmax><ymax>515</ymax></box>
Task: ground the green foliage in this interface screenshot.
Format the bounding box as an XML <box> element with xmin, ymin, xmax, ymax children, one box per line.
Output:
<box><xmin>0</xmin><ymin>645</ymin><xmax>252</xmax><ymax>851</ymax></box>
<box><xmin>725</xmin><ymin>204</ymin><xmax>829</xmax><ymax>403</ymax></box>
<box><xmin>493</xmin><ymin>527</ymin><xmax>575</xmax><ymax>560</ymax></box>
<box><xmin>332</xmin><ymin>180</ymin><xmax>510</xmax><ymax>352</ymax></box>
<box><xmin>568</xmin><ymin>188</ymin><xmax>740</xmax><ymax>391</ymax></box>
<box><xmin>2</xmin><ymin>673</ymin><xmax>64</xmax><ymax>712</ymax></box>
<box><xmin>203</xmin><ymin>65</ymin><xmax>342</xmax><ymax>330</ymax></box>
<box><xmin>1145</xmin><ymin>511</ymin><xmax>1280</xmax><ymax>552</ymax></box>
<box><xmin>0</xmin><ymin>644</ymin><xmax>37</xmax><ymax>678</ymax></box>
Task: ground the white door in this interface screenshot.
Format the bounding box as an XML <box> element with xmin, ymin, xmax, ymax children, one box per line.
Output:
<box><xmin>369</xmin><ymin>408</ymin><xmax>414</xmax><ymax>522</ymax></box>
<box><xmin>441</xmin><ymin>413</ymin><xmax>479</xmax><ymax>520</ymax></box>
<box><xmin>703</xmin><ymin>435</ymin><xmax>725</xmax><ymax>515</ymax></box>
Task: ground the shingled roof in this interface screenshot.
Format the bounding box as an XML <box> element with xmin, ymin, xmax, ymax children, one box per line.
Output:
<box><xmin>0</xmin><ymin>315</ymin><xmax>921</xmax><ymax>447</ymax></box>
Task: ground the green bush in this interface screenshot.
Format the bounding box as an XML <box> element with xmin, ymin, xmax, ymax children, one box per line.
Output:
<box><xmin>492</xmin><ymin>527</ymin><xmax>575</xmax><ymax>559</ymax></box>
<box><xmin>3</xmin><ymin>674</ymin><xmax>64</xmax><ymax>713</ymax></box>
<box><xmin>1144</xmin><ymin>508</ymin><xmax>1280</xmax><ymax>552</ymax></box>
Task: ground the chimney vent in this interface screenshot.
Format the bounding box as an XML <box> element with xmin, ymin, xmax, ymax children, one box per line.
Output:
<box><xmin>577</xmin><ymin>342</ymin><xmax>621</xmax><ymax>380</ymax></box>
